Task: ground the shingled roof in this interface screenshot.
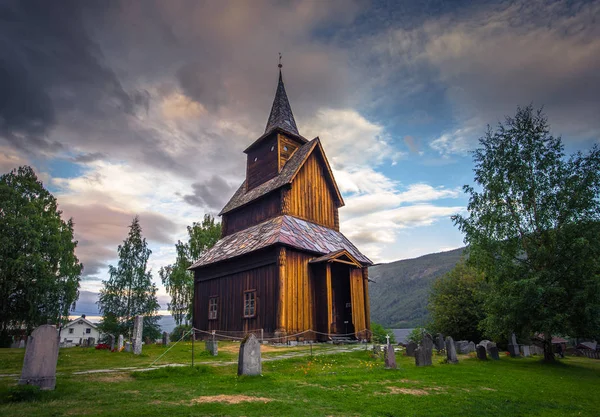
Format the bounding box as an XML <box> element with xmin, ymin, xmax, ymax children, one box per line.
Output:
<box><xmin>220</xmin><ymin>137</ymin><xmax>344</xmax><ymax>215</ymax></box>
<box><xmin>189</xmin><ymin>215</ymin><xmax>372</xmax><ymax>269</ymax></box>
<box><xmin>265</xmin><ymin>70</ymin><xmax>299</xmax><ymax>136</ymax></box>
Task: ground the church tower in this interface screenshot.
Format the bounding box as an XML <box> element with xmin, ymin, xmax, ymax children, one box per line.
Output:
<box><xmin>190</xmin><ymin>65</ymin><xmax>372</xmax><ymax>341</ymax></box>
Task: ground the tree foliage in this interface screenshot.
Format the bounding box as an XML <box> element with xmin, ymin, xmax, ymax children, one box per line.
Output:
<box><xmin>370</xmin><ymin>322</ymin><xmax>396</xmax><ymax>344</ymax></box>
<box><xmin>428</xmin><ymin>259</ymin><xmax>486</xmax><ymax>342</ymax></box>
<box><xmin>453</xmin><ymin>105</ymin><xmax>600</xmax><ymax>361</ymax></box>
<box><xmin>98</xmin><ymin>217</ymin><xmax>160</xmax><ymax>339</ymax></box>
<box><xmin>159</xmin><ymin>214</ymin><xmax>221</xmax><ymax>326</ymax></box>
<box><xmin>0</xmin><ymin>166</ymin><xmax>82</xmax><ymax>344</ymax></box>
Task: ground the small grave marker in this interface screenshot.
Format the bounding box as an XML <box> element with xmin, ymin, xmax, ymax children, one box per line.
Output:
<box><xmin>238</xmin><ymin>334</ymin><xmax>261</xmax><ymax>376</ymax></box>
<box><xmin>19</xmin><ymin>325</ymin><xmax>59</xmax><ymax>390</ymax></box>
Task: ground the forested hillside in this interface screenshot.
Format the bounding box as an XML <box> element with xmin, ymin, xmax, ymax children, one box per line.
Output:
<box><xmin>368</xmin><ymin>247</ymin><xmax>465</xmax><ymax>328</ymax></box>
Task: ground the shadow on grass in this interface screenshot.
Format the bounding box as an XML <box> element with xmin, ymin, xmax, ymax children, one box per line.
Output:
<box><xmin>131</xmin><ymin>365</ymin><xmax>212</xmax><ymax>380</ymax></box>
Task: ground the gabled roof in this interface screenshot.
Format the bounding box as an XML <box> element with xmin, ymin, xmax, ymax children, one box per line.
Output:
<box><xmin>220</xmin><ymin>137</ymin><xmax>344</xmax><ymax>215</ymax></box>
<box><xmin>264</xmin><ymin>70</ymin><xmax>299</xmax><ymax>136</ymax></box>
<box><xmin>64</xmin><ymin>317</ymin><xmax>98</xmax><ymax>329</ymax></box>
<box><xmin>309</xmin><ymin>249</ymin><xmax>363</xmax><ymax>268</ymax></box>
<box><xmin>189</xmin><ymin>215</ymin><xmax>372</xmax><ymax>269</ymax></box>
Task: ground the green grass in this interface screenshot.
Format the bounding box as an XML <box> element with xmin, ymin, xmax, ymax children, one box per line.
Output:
<box><xmin>1</xmin><ymin>346</ymin><xmax>599</xmax><ymax>416</ymax></box>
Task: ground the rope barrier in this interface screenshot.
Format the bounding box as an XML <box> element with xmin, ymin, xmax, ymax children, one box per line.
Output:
<box><xmin>148</xmin><ymin>328</ymin><xmax>194</xmax><ymax>368</ymax></box>
<box><xmin>191</xmin><ymin>327</ymin><xmax>372</xmax><ymax>342</ymax></box>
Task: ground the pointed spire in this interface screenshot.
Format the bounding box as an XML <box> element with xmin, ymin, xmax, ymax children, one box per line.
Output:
<box><xmin>265</xmin><ymin>57</ymin><xmax>299</xmax><ymax>136</ymax></box>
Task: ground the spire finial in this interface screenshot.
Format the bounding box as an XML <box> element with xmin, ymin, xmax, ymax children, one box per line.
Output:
<box><xmin>278</xmin><ymin>52</ymin><xmax>282</xmax><ymax>69</ymax></box>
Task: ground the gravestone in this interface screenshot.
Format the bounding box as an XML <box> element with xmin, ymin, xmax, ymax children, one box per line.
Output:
<box><xmin>445</xmin><ymin>336</ymin><xmax>458</xmax><ymax>364</ymax></box>
<box><xmin>436</xmin><ymin>334</ymin><xmax>445</xmax><ymax>353</ymax></box>
<box><xmin>521</xmin><ymin>345</ymin><xmax>530</xmax><ymax>357</ymax></box>
<box><xmin>415</xmin><ymin>345</ymin><xmax>432</xmax><ymax>366</ymax></box>
<box><xmin>384</xmin><ymin>336</ymin><xmax>397</xmax><ymax>369</ymax></box>
<box><xmin>422</xmin><ymin>332</ymin><xmax>434</xmax><ymax>352</ymax></box>
<box><xmin>476</xmin><ymin>344</ymin><xmax>487</xmax><ymax>360</ymax></box>
<box><xmin>405</xmin><ymin>341</ymin><xmax>417</xmax><ymax>357</ymax></box>
<box><xmin>489</xmin><ymin>346</ymin><xmax>500</xmax><ymax>360</ymax></box>
<box><xmin>479</xmin><ymin>340</ymin><xmax>497</xmax><ymax>355</ymax></box>
<box><xmin>125</xmin><ymin>342</ymin><xmax>132</xmax><ymax>352</ymax></box>
<box><xmin>118</xmin><ymin>334</ymin><xmax>124</xmax><ymax>351</ymax></box>
<box><xmin>238</xmin><ymin>334</ymin><xmax>261</xmax><ymax>376</ymax></box>
<box><xmin>468</xmin><ymin>341</ymin><xmax>476</xmax><ymax>353</ymax></box>
<box><xmin>108</xmin><ymin>335</ymin><xmax>115</xmax><ymax>351</ymax></box>
<box><xmin>19</xmin><ymin>325</ymin><xmax>59</xmax><ymax>390</ymax></box>
<box><xmin>88</xmin><ymin>337</ymin><xmax>95</xmax><ymax>347</ymax></box>
<box><xmin>132</xmin><ymin>315</ymin><xmax>143</xmax><ymax>355</ymax></box>
<box><xmin>508</xmin><ymin>333</ymin><xmax>519</xmax><ymax>357</ymax></box>
<box><xmin>455</xmin><ymin>340</ymin><xmax>470</xmax><ymax>354</ymax></box>
<box><xmin>18</xmin><ymin>339</ymin><xmax>25</xmax><ymax>348</ymax></box>
<box><xmin>162</xmin><ymin>332</ymin><xmax>170</xmax><ymax>346</ymax></box>
<box><xmin>205</xmin><ymin>340</ymin><xmax>218</xmax><ymax>356</ymax></box>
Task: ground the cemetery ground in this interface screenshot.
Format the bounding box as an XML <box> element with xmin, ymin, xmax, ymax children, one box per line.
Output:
<box><xmin>1</xmin><ymin>343</ymin><xmax>599</xmax><ymax>416</ymax></box>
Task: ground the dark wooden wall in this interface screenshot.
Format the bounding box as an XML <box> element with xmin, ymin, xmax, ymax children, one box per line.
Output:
<box><xmin>193</xmin><ymin>248</ymin><xmax>278</xmax><ymax>334</ymax></box>
<box><xmin>221</xmin><ymin>191</ymin><xmax>281</xmax><ymax>236</ymax></box>
<box><xmin>246</xmin><ymin>133</ymin><xmax>278</xmax><ymax>190</ymax></box>
<box><xmin>280</xmin><ymin>248</ymin><xmax>315</xmax><ymax>335</ymax></box>
<box><xmin>289</xmin><ymin>151</ymin><xmax>338</xmax><ymax>230</ymax></box>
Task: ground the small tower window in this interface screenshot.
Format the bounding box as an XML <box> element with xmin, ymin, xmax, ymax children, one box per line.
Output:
<box><xmin>270</xmin><ymin>146</ymin><xmax>275</xmax><ymax>151</ymax></box>
<box><xmin>254</xmin><ymin>157</ymin><xmax>258</xmax><ymax>162</ymax></box>
<box><xmin>283</xmin><ymin>146</ymin><xmax>288</xmax><ymax>151</ymax></box>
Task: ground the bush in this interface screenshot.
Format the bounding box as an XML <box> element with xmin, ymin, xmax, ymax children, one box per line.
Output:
<box><xmin>170</xmin><ymin>324</ymin><xmax>192</xmax><ymax>341</ymax></box>
<box><xmin>370</xmin><ymin>322</ymin><xmax>396</xmax><ymax>344</ymax></box>
<box><xmin>407</xmin><ymin>327</ymin><xmax>430</xmax><ymax>345</ymax></box>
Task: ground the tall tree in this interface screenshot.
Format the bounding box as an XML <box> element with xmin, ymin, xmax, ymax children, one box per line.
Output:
<box><xmin>0</xmin><ymin>166</ymin><xmax>82</xmax><ymax>345</ymax></box>
<box><xmin>428</xmin><ymin>259</ymin><xmax>486</xmax><ymax>342</ymax></box>
<box><xmin>160</xmin><ymin>214</ymin><xmax>220</xmax><ymax>326</ymax></box>
<box><xmin>98</xmin><ymin>217</ymin><xmax>160</xmax><ymax>339</ymax></box>
<box><xmin>454</xmin><ymin>105</ymin><xmax>600</xmax><ymax>361</ymax></box>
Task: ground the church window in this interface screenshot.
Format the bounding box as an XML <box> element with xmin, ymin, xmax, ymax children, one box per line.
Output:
<box><xmin>244</xmin><ymin>290</ymin><xmax>256</xmax><ymax>317</ymax></box>
<box><xmin>208</xmin><ymin>297</ymin><xmax>218</xmax><ymax>320</ymax></box>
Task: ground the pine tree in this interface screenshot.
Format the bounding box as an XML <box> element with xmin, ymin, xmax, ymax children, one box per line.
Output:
<box><xmin>98</xmin><ymin>216</ymin><xmax>160</xmax><ymax>339</ymax></box>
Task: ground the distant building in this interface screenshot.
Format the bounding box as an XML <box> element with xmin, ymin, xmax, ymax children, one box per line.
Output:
<box><xmin>61</xmin><ymin>316</ymin><xmax>101</xmax><ymax>346</ymax></box>
<box><xmin>190</xmin><ymin>66</ymin><xmax>372</xmax><ymax>340</ymax></box>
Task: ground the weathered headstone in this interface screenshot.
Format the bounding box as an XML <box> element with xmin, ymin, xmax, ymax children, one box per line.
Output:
<box><xmin>117</xmin><ymin>334</ymin><xmax>124</xmax><ymax>351</ymax></box>
<box><xmin>405</xmin><ymin>341</ymin><xmax>417</xmax><ymax>357</ymax></box>
<box><xmin>468</xmin><ymin>341</ymin><xmax>476</xmax><ymax>353</ymax></box>
<box><xmin>108</xmin><ymin>335</ymin><xmax>115</xmax><ymax>351</ymax></box>
<box><xmin>18</xmin><ymin>339</ymin><xmax>26</xmax><ymax>348</ymax></box>
<box><xmin>162</xmin><ymin>331</ymin><xmax>170</xmax><ymax>346</ymax></box>
<box><xmin>436</xmin><ymin>334</ymin><xmax>445</xmax><ymax>353</ymax></box>
<box><xmin>125</xmin><ymin>342</ymin><xmax>131</xmax><ymax>352</ymax></box>
<box><xmin>521</xmin><ymin>345</ymin><xmax>530</xmax><ymax>357</ymax></box>
<box><xmin>476</xmin><ymin>344</ymin><xmax>487</xmax><ymax>360</ymax></box>
<box><xmin>132</xmin><ymin>315</ymin><xmax>143</xmax><ymax>355</ymax></box>
<box><xmin>445</xmin><ymin>336</ymin><xmax>458</xmax><ymax>364</ymax></box>
<box><xmin>19</xmin><ymin>325</ymin><xmax>59</xmax><ymax>390</ymax></box>
<box><xmin>385</xmin><ymin>336</ymin><xmax>397</xmax><ymax>369</ymax></box>
<box><xmin>88</xmin><ymin>337</ymin><xmax>95</xmax><ymax>347</ymax></box>
<box><xmin>489</xmin><ymin>346</ymin><xmax>500</xmax><ymax>360</ymax></box>
<box><xmin>205</xmin><ymin>340</ymin><xmax>218</xmax><ymax>356</ymax></box>
<box><xmin>421</xmin><ymin>332</ymin><xmax>434</xmax><ymax>352</ymax></box>
<box><xmin>238</xmin><ymin>334</ymin><xmax>261</xmax><ymax>376</ymax></box>
<box><xmin>415</xmin><ymin>345</ymin><xmax>432</xmax><ymax>366</ymax></box>
<box><xmin>455</xmin><ymin>340</ymin><xmax>470</xmax><ymax>354</ymax></box>
<box><xmin>479</xmin><ymin>340</ymin><xmax>497</xmax><ymax>355</ymax></box>
<box><xmin>508</xmin><ymin>333</ymin><xmax>519</xmax><ymax>357</ymax></box>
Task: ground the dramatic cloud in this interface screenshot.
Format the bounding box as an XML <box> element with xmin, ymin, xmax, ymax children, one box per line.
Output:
<box><xmin>183</xmin><ymin>176</ymin><xmax>238</xmax><ymax>211</ymax></box>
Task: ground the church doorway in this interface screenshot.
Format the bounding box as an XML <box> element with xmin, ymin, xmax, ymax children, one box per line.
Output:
<box><xmin>330</xmin><ymin>263</ymin><xmax>355</xmax><ymax>336</ymax></box>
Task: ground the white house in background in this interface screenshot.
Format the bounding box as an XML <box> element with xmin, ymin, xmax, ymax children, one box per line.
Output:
<box><xmin>60</xmin><ymin>315</ymin><xmax>101</xmax><ymax>346</ymax></box>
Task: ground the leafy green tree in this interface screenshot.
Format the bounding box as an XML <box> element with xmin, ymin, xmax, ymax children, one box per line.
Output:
<box><xmin>370</xmin><ymin>322</ymin><xmax>396</xmax><ymax>344</ymax></box>
<box><xmin>98</xmin><ymin>217</ymin><xmax>160</xmax><ymax>339</ymax></box>
<box><xmin>428</xmin><ymin>259</ymin><xmax>486</xmax><ymax>342</ymax></box>
<box><xmin>0</xmin><ymin>166</ymin><xmax>82</xmax><ymax>345</ymax></box>
<box><xmin>453</xmin><ymin>105</ymin><xmax>600</xmax><ymax>362</ymax></box>
<box><xmin>160</xmin><ymin>214</ymin><xmax>220</xmax><ymax>326</ymax></box>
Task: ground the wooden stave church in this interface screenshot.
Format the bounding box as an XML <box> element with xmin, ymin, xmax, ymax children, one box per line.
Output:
<box><xmin>189</xmin><ymin>69</ymin><xmax>372</xmax><ymax>341</ymax></box>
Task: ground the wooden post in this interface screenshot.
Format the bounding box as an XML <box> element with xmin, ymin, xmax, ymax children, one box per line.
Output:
<box><xmin>363</xmin><ymin>268</ymin><xmax>371</xmax><ymax>341</ymax></box>
<box><xmin>276</xmin><ymin>247</ymin><xmax>287</xmax><ymax>338</ymax></box>
<box><xmin>326</xmin><ymin>263</ymin><xmax>333</xmax><ymax>336</ymax></box>
<box><xmin>191</xmin><ymin>330</ymin><xmax>195</xmax><ymax>367</ymax></box>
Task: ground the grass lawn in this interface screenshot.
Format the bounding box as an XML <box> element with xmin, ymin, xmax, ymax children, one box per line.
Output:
<box><xmin>1</xmin><ymin>343</ymin><xmax>599</xmax><ymax>416</ymax></box>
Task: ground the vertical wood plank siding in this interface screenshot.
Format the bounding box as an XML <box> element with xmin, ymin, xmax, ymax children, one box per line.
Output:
<box><xmin>350</xmin><ymin>267</ymin><xmax>366</xmax><ymax>337</ymax></box>
<box><xmin>221</xmin><ymin>191</ymin><xmax>282</xmax><ymax>236</ymax></box>
<box><xmin>289</xmin><ymin>152</ymin><xmax>337</xmax><ymax>229</ymax></box>
<box><xmin>281</xmin><ymin>249</ymin><xmax>315</xmax><ymax>335</ymax></box>
<box><xmin>246</xmin><ymin>134</ymin><xmax>278</xmax><ymax>190</ymax></box>
<box><xmin>194</xmin><ymin>255</ymin><xmax>278</xmax><ymax>334</ymax></box>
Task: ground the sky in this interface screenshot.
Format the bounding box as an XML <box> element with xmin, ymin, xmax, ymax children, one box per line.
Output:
<box><xmin>1</xmin><ymin>0</ymin><xmax>599</xmax><ymax>316</ymax></box>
